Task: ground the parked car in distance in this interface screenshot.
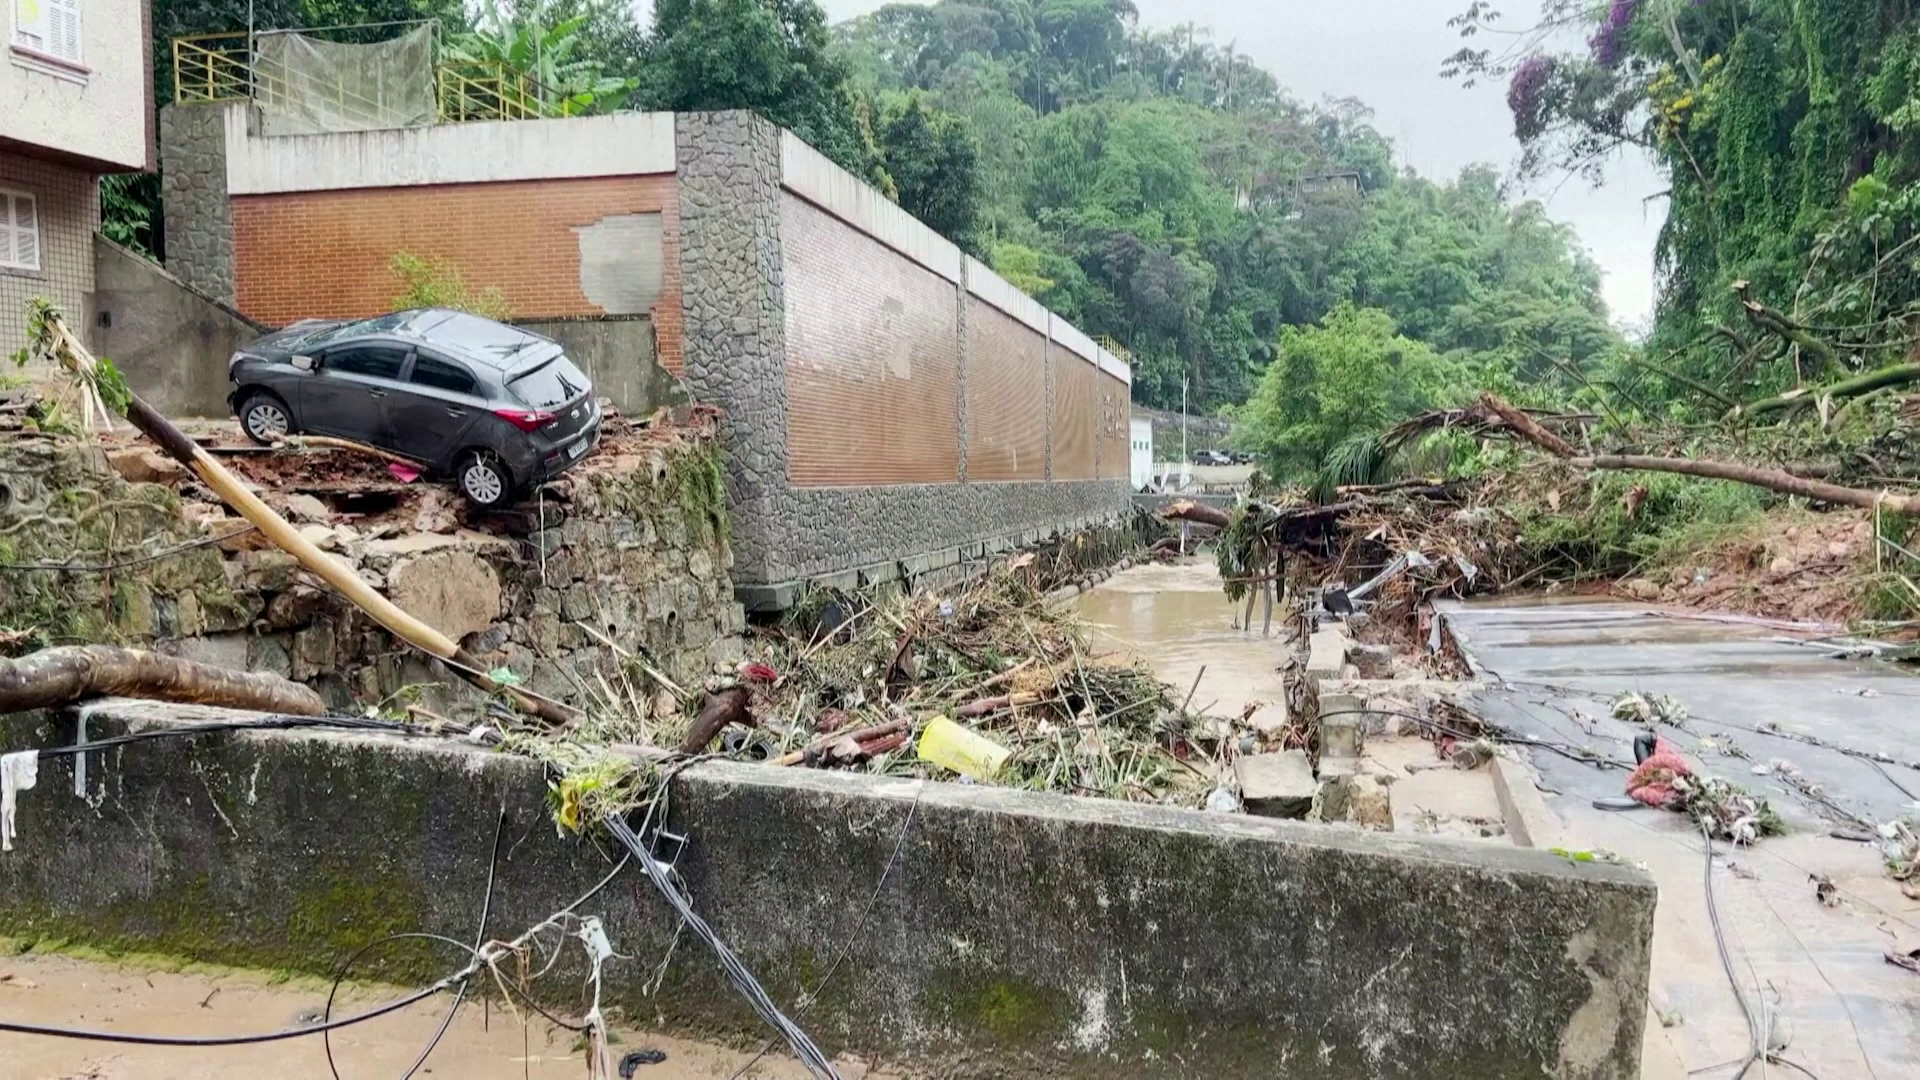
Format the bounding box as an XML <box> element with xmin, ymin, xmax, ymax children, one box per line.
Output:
<box><xmin>1192</xmin><ymin>449</ymin><xmax>1234</xmax><ymax>466</ymax></box>
<box><xmin>228</xmin><ymin>309</ymin><xmax>602</xmax><ymax>508</ymax></box>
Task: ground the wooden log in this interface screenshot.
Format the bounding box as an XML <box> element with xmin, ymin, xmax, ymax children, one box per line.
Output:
<box><xmin>0</xmin><ymin>645</ymin><xmax>326</xmax><ymax>716</ymax></box>
<box><xmin>678</xmin><ymin>686</ymin><xmax>753</xmax><ymax>755</ymax></box>
<box><xmin>1158</xmin><ymin>499</ymin><xmax>1232</xmax><ymax>529</ymax></box>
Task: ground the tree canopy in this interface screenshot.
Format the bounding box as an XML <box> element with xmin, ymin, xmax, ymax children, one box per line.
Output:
<box><xmin>1451</xmin><ymin>0</ymin><xmax>1920</xmax><ymax>414</ymax></box>
<box><xmin>135</xmin><ymin>0</ymin><xmax>1625</xmax><ymax>484</ymax></box>
<box><xmin>837</xmin><ymin>0</ymin><xmax>1621</xmax><ymax>430</ymax></box>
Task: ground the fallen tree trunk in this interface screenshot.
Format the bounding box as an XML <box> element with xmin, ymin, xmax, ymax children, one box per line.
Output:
<box><xmin>1479</xmin><ymin>392</ymin><xmax>1920</xmax><ymax>514</ymax></box>
<box><xmin>0</xmin><ymin>645</ymin><xmax>326</xmax><ymax>716</ymax></box>
<box><xmin>1570</xmin><ymin>454</ymin><xmax>1920</xmax><ymax>514</ymax></box>
<box><xmin>1735</xmin><ymin>280</ymin><xmax>1838</xmax><ymax>373</ymax></box>
<box><xmin>1730</xmin><ymin>362</ymin><xmax>1920</xmax><ymax>422</ymax></box>
<box><xmin>24</xmin><ymin>310</ymin><xmax>573</xmax><ymax>727</ymax></box>
<box><xmin>1158</xmin><ymin>499</ymin><xmax>1232</xmax><ymax>529</ymax></box>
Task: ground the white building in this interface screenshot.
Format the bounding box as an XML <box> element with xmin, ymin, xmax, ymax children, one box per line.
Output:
<box><xmin>1129</xmin><ymin>416</ymin><xmax>1153</xmax><ymax>490</ymax></box>
<box><xmin>2</xmin><ymin>0</ymin><xmax>150</xmax><ymax>350</ymax></box>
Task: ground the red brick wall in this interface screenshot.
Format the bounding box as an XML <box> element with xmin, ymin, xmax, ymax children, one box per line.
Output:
<box><xmin>230</xmin><ymin>175</ymin><xmax>684</xmax><ymax>374</ymax></box>
<box><xmin>781</xmin><ymin>194</ymin><xmax>961</xmax><ymax>487</ymax></box>
<box><xmin>965</xmin><ymin>302</ymin><xmax>1047</xmax><ymax>483</ymax></box>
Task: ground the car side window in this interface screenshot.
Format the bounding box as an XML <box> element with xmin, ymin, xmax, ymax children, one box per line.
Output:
<box><xmin>410</xmin><ymin>355</ymin><xmax>478</xmax><ymax>395</ymax></box>
<box><xmin>323</xmin><ymin>345</ymin><xmax>409</xmax><ymax>380</ymax></box>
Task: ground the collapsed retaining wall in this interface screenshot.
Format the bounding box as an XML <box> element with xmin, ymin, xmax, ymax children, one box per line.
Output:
<box><xmin>0</xmin><ymin>699</ymin><xmax>1656</xmax><ymax>1080</ymax></box>
<box><xmin>0</xmin><ymin>427</ymin><xmax>740</xmax><ymax>710</ymax></box>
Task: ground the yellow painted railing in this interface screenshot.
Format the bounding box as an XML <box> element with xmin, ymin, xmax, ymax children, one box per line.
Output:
<box><xmin>1096</xmin><ymin>335</ymin><xmax>1135</xmax><ymax>363</ymax></box>
<box><xmin>172</xmin><ymin>33</ymin><xmax>251</xmax><ymax>104</ymax></box>
<box><xmin>172</xmin><ymin>33</ymin><xmax>576</xmax><ymax>124</ymax></box>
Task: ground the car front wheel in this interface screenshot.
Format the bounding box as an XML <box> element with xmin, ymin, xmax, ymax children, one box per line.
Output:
<box><xmin>239</xmin><ymin>392</ymin><xmax>292</xmax><ymax>446</ymax></box>
<box><xmin>456</xmin><ymin>450</ymin><xmax>513</xmax><ymax>509</ymax></box>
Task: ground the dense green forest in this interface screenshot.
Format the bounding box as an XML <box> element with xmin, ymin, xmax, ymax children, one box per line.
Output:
<box><xmin>133</xmin><ymin>0</ymin><xmax>1622</xmax><ymax>448</ymax></box>
<box><xmin>1453</xmin><ymin>0</ymin><xmax>1920</xmax><ymax>421</ymax></box>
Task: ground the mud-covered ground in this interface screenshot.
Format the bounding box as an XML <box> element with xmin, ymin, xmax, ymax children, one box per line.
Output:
<box><xmin>0</xmin><ymin>951</ymin><xmax>897</xmax><ymax>1080</ymax></box>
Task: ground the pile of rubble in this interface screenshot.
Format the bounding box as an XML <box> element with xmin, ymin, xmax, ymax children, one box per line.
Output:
<box><xmin>0</xmin><ymin>405</ymin><xmax>742</xmax><ymax>711</ymax></box>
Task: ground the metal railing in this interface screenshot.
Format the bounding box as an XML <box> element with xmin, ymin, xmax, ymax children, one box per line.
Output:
<box><xmin>437</xmin><ymin>61</ymin><xmax>576</xmax><ymax>123</ymax></box>
<box><xmin>172</xmin><ymin>33</ymin><xmax>252</xmax><ymax>104</ymax></box>
<box><xmin>172</xmin><ymin>32</ymin><xmax>576</xmax><ymax>125</ymax></box>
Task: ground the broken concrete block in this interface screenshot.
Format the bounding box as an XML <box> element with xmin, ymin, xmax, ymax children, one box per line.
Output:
<box><xmin>1347</xmin><ymin>643</ymin><xmax>1395</xmax><ymax>679</ymax></box>
<box><xmin>282</xmin><ymin>493</ymin><xmax>332</xmax><ymax>524</ymax></box>
<box><xmin>1318</xmin><ymin>773</ymin><xmax>1394</xmax><ymax>830</ymax></box>
<box><xmin>1317</xmin><ymin>693</ymin><xmax>1367</xmax><ymax>759</ymax></box>
<box><xmin>1321</xmin><ymin>715</ymin><xmax>1365</xmax><ymax>759</ymax></box>
<box><xmin>1305</xmin><ymin>627</ymin><xmax>1350</xmax><ymax>678</ymax></box>
<box><xmin>387</xmin><ymin>549</ymin><xmax>503</xmax><ymax>641</ymax></box>
<box><xmin>105</xmin><ymin>446</ymin><xmax>184</xmax><ymax>485</ymax></box>
<box><xmin>1236</xmin><ymin>750</ymin><xmax>1316</xmax><ymax>819</ymax></box>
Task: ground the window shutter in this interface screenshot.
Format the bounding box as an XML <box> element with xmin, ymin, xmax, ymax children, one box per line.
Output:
<box><xmin>13</xmin><ymin>196</ymin><xmax>38</xmax><ymax>269</ymax></box>
<box><xmin>11</xmin><ymin>0</ymin><xmax>48</xmax><ymax>51</ymax></box>
<box><xmin>46</xmin><ymin>0</ymin><xmax>79</xmax><ymax>61</ymax></box>
<box><xmin>0</xmin><ymin>194</ymin><xmax>40</xmax><ymax>270</ymax></box>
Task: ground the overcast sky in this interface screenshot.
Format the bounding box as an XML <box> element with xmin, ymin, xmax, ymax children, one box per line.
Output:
<box><xmin>801</xmin><ymin>0</ymin><xmax>1667</xmax><ymax>326</ymax></box>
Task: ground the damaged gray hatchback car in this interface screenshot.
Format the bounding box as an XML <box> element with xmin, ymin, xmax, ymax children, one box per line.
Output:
<box><xmin>227</xmin><ymin>309</ymin><xmax>602</xmax><ymax>508</ymax></box>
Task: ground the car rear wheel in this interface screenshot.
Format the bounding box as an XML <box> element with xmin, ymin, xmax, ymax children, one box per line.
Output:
<box><xmin>239</xmin><ymin>392</ymin><xmax>292</xmax><ymax>446</ymax></box>
<box><xmin>456</xmin><ymin>450</ymin><xmax>512</xmax><ymax>509</ymax></box>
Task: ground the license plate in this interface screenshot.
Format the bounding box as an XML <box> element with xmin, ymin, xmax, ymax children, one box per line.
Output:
<box><xmin>567</xmin><ymin>438</ymin><xmax>590</xmax><ymax>460</ymax></box>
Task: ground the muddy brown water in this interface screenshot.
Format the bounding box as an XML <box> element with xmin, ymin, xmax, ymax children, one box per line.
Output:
<box><xmin>0</xmin><ymin>952</ymin><xmax>898</xmax><ymax>1079</ymax></box>
<box><xmin>1071</xmin><ymin>559</ymin><xmax>1289</xmax><ymax>724</ymax></box>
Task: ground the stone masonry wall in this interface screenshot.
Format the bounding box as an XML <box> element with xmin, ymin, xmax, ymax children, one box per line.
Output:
<box><xmin>0</xmin><ymin>435</ymin><xmax>740</xmax><ymax>712</ymax></box>
<box><xmin>157</xmin><ymin>103</ymin><xmax>233</xmax><ymax>302</ymax></box>
<box><xmin>674</xmin><ymin>112</ymin><xmax>790</xmax><ymax>586</ymax></box>
<box><xmin>673</xmin><ymin>112</ymin><xmax>1132</xmax><ymax>607</ymax></box>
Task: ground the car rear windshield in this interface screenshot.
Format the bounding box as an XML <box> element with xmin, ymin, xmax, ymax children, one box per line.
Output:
<box><xmin>508</xmin><ymin>356</ymin><xmax>591</xmax><ymax>409</ymax></box>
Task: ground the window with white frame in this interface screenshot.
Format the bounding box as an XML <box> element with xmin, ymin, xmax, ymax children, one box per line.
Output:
<box><xmin>0</xmin><ymin>190</ymin><xmax>41</xmax><ymax>271</ymax></box>
<box><xmin>12</xmin><ymin>0</ymin><xmax>83</xmax><ymax>64</ymax></box>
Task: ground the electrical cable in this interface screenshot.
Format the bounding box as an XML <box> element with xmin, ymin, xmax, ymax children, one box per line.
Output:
<box><xmin>727</xmin><ymin>784</ymin><xmax>924</xmax><ymax>1080</ymax></box>
<box><xmin>605</xmin><ymin>814</ymin><xmax>840</xmax><ymax>1080</ymax></box>
<box><xmin>396</xmin><ymin>805</ymin><xmax>507</xmax><ymax>1080</ymax></box>
<box><xmin>31</xmin><ymin>713</ymin><xmax>489</xmax><ymax>766</ymax></box>
<box><xmin>0</xmin><ymin>524</ymin><xmax>259</xmax><ymax>573</ymax></box>
<box><xmin>0</xmin><ymin>978</ymin><xmax>457</xmax><ymax>1046</ymax></box>
<box><xmin>1314</xmin><ymin>707</ymin><xmax>1632</xmax><ymax>770</ymax></box>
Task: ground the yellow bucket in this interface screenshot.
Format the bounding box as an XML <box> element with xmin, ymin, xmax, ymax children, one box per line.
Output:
<box><xmin>916</xmin><ymin>716</ymin><xmax>1011</xmax><ymax>780</ymax></box>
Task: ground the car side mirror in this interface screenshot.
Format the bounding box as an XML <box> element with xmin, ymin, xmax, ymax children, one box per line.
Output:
<box><xmin>291</xmin><ymin>354</ymin><xmax>315</xmax><ymax>371</ymax></box>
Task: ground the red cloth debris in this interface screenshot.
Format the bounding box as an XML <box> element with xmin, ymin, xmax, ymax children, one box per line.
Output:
<box><xmin>1625</xmin><ymin>737</ymin><xmax>1693</xmax><ymax>808</ymax></box>
<box><xmin>387</xmin><ymin>462</ymin><xmax>420</xmax><ymax>483</ymax></box>
<box><xmin>738</xmin><ymin>661</ymin><xmax>779</xmax><ymax>684</ymax></box>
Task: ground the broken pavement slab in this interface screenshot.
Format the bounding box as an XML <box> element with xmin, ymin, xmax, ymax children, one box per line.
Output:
<box><xmin>1305</xmin><ymin>623</ymin><xmax>1353</xmax><ymax>678</ymax></box>
<box><xmin>1236</xmin><ymin>749</ymin><xmax>1316</xmax><ymax>818</ymax></box>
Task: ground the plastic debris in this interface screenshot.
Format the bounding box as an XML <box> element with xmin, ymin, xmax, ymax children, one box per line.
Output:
<box><xmin>917</xmin><ymin>717</ymin><xmax>1012</xmax><ymax>779</ymax></box>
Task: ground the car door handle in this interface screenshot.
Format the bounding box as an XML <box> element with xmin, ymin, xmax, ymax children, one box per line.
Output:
<box><xmin>366</xmin><ymin>389</ymin><xmax>387</xmax><ymax>399</ymax></box>
<box><xmin>445</xmin><ymin>408</ymin><xmax>467</xmax><ymax>418</ymax></box>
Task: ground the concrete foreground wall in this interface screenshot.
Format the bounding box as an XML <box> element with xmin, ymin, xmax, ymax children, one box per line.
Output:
<box><xmin>0</xmin><ymin>701</ymin><xmax>1654</xmax><ymax>1079</ymax></box>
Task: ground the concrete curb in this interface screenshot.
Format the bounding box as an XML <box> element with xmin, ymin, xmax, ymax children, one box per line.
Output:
<box><xmin>1490</xmin><ymin>750</ymin><xmax>1564</xmax><ymax>851</ymax></box>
